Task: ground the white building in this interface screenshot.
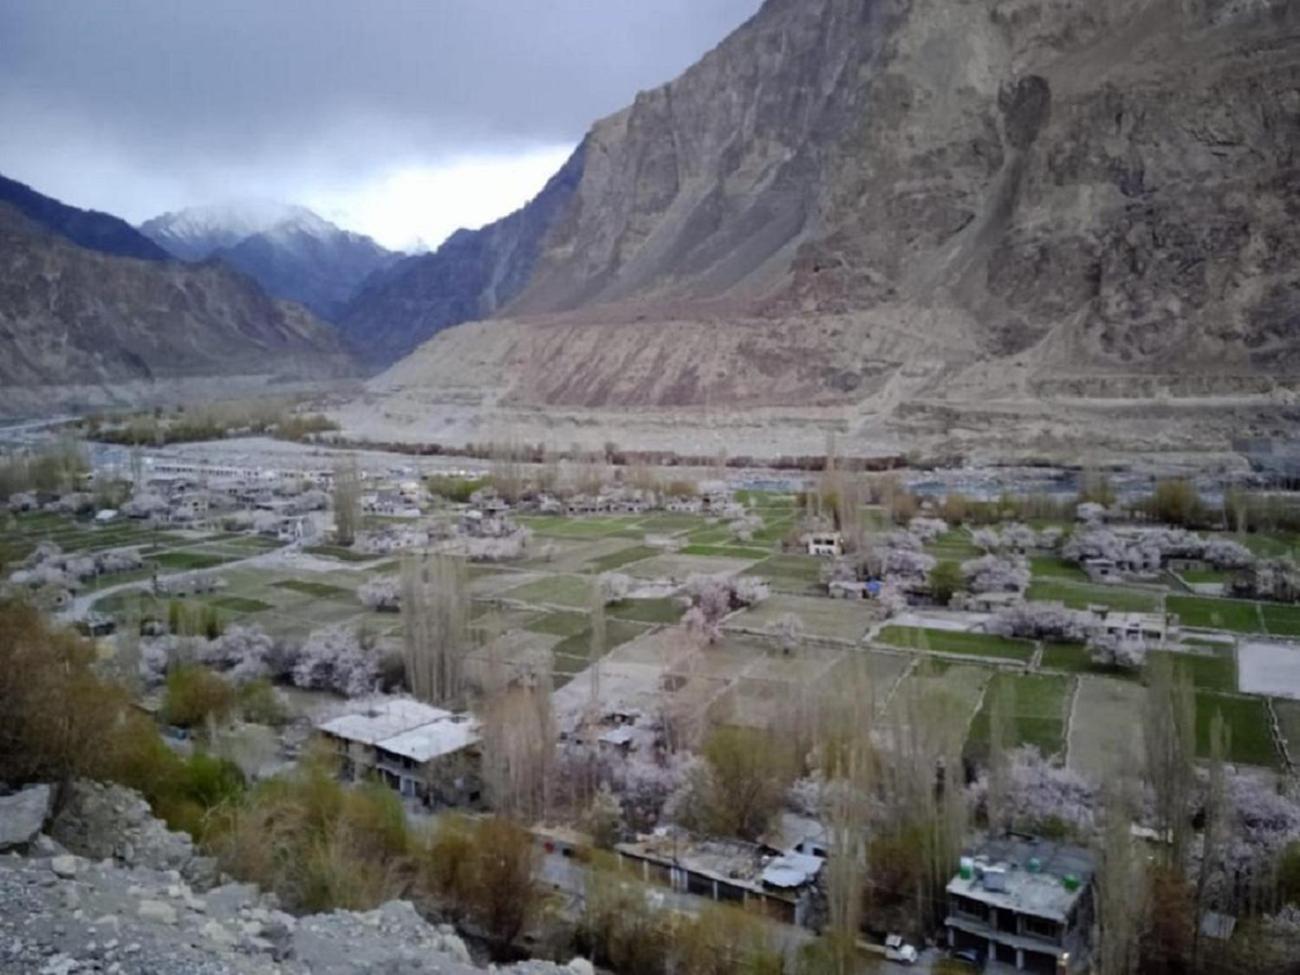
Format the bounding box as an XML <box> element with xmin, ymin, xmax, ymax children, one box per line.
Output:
<box><xmin>318</xmin><ymin>699</ymin><xmax>481</xmax><ymax>806</ymax></box>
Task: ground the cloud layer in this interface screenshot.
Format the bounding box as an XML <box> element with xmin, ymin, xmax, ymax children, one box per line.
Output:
<box><xmin>0</xmin><ymin>0</ymin><xmax>760</xmax><ymax>249</ymax></box>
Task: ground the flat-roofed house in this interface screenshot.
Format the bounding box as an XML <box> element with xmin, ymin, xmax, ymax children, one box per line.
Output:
<box><xmin>945</xmin><ymin>835</ymin><xmax>1096</xmax><ymax>973</ymax></box>
<box><xmin>318</xmin><ymin>699</ymin><xmax>482</xmax><ymax>807</ymax></box>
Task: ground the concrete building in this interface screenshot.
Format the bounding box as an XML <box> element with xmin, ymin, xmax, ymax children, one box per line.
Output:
<box><xmin>805</xmin><ymin>531</ymin><xmax>844</xmax><ymax>557</ymax></box>
<box><xmin>945</xmin><ymin>836</ymin><xmax>1095</xmax><ymax>973</ymax></box>
<box><xmin>1087</xmin><ymin>607</ymin><xmax>1177</xmax><ymax>644</ymax></box>
<box><xmin>318</xmin><ymin>699</ymin><xmax>481</xmax><ymax>807</ymax></box>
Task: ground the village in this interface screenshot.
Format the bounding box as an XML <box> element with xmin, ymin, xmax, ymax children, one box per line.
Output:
<box><xmin>4</xmin><ymin>429</ymin><xmax>1300</xmax><ymax>975</ymax></box>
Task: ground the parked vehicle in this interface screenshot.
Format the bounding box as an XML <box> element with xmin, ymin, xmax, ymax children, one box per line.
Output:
<box><xmin>949</xmin><ymin>947</ymin><xmax>985</xmax><ymax>970</ymax></box>
<box><xmin>885</xmin><ymin>934</ymin><xmax>918</xmax><ymax>965</ymax></box>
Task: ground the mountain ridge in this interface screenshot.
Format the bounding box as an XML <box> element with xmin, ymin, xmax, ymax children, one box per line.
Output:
<box><xmin>141</xmin><ymin>202</ymin><xmax>401</xmax><ymax>322</ymax></box>
<box><xmin>0</xmin><ymin>174</ymin><xmax>172</xmax><ymax>262</ymax></box>
<box><xmin>339</xmin><ymin>0</ymin><xmax>1300</xmax><ymax>459</ymax></box>
<box><xmin>0</xmin><ymin>200</ymin><xmax>355</xmax><ymax>415</ymax></box>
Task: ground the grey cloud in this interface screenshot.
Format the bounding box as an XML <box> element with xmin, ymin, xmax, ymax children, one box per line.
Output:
<box><xmin>0</xmin><ymin>0</ymin><xmax>761</xmax><ymax>221</ymax></box>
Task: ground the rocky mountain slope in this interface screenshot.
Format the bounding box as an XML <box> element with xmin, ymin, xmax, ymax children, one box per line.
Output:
<box><xmin>0</xmin><ymin>201</ymin><xmax>355</xmax><ymax>416</ymax></box>
<box><xmin>142</xmin><ymin>203</ymin><xmax>400</xmax><ymax>322</ymax></box>
<box><xmin>338</xmin><ymin>151</ymin><xmax>585</xmax><ymax>364</ymax></box>
<box><xmin>0</xmin><ymin>174</ymin><xmax>171</xmax><ymax>262</ymax></box>
<box><xmin>342</xmin><ymin>0</ymin><xmax>1300</xmax><ymax>460</ymax></box>
<box><xmin>0</xmin><ymin>780</ymin><xmax>574</xmax><ymax>975</ymax></box>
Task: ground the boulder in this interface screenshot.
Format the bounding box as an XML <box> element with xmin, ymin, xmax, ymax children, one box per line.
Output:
<box><xmin>0</xmin><ymin>784</ymin><xmax>53</xmax><ymax>851</ymax></box>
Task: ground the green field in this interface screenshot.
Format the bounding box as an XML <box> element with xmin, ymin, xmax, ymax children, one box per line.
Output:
<box><xmin>271</xmin><ymin>579</ymin><xmax>351</xmax><ymax>599</ymax></box>
<box><xmin>552</xmin><ymin>618</ymin><xmax>649</xmax><ymax>660</ymax></box>
<box><xmin>524</xmin><ymin>610</ymin><xmax>591</xmax><ymax>637</ymax></box>
<box><xmin>1148</xmin><ymin>648</ymin><xmax>1237</xmax><ymax>692</ymax></box>
<box><xmin>152</xmin><ymin>551</ymin><xmax>235</xmax><ymax>571</ymax></box>
<box><xmin>967</xmin><ymin>673</ymin><xmax>1072</xmax><ymax>759</ymax></box>
<box><xmin>585</xmin><ymin>546</ymin><xmax>659</xmax><ymax>573</ymax></box>
<box><xmin>607</xmin><ymin>597</ymin><xmax>686</xmax><ymax>624</ymax></box>
<box><xmin>1180</xmin><ymin>568</ymin><xmax>1231</xmax><ymax>585</ymax></box>
<box><xmin>877</xmin><ymin>626</ymin><xmax>1035</xmax><ymax>662</ymax></box>
<box><xmin>1030</xmin><ymin>557</ymin><xmax>1088</xmax><ymax>582</ymax></box>
<box><xmin>209</xmin><ymin>595</ymin><xmax>273</xmax><ymax>614</ymax></box>
<box><xmin>1261</xmin><ymin>602</ymin><xmax>1300</xmax><ymax>637</ymax></box>
<box><xmin>1037</xmin><ymin>641</ymin><xmax>1138</xmax><ymax>680</ymax></box>
<box><xmin>1027</xmin><ymin>579</ymin><xmax>1161</xmax><ymax>613</ymax></box>
<box><xmin>680</xmin><ymin>544</ymin><xmax>770</xmax><ymax>560</ymax></box>
<box><xmin>1195</xmin><ymin>692</ymin><xmax>1279</xmax><ymax>767</ymax></box>
<box><xmin>518</xmin><ymin>516</ymin><xmax>641</xmax><ymax>539</ymax></box>
<box><xmin>1168</xmin><ymin>595</ymin><xmax>1262</xmax><ymax>634</ymax></box>
<box><xmin>303</xmin><ymin>545</ymin><xmax>380</xmax><ymax>563</ymax></box>
<box><xmin>1273</xmin><ymin>698</ymin><xmax>1300</xmax><ymax>762</ymax></box>
<box><xmin>743</xmin><ymin>554</ymin><xmax>823</xmax><ymax>593</ymax></box>
<box><xmin>926</xmin><ymin>531</ymin><xmax>983</xmax><ymax>561</ymax></box>
<box><xmin>501</xmin><ymin>574</ymin><xmax>595</xmax><ymax>609</ymax></box>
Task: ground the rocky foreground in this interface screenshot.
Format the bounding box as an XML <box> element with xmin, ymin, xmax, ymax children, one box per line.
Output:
<box><xmin>0</xmin><ymin>782</ymin><xmax>577</xmax><ymax>975</ymax></box>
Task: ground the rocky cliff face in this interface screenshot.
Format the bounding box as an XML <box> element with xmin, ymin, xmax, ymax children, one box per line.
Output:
<box><xmin>347</xmin><ymin>0</ymin><xmax>1300</xmax><ymax>458</ymax></box>
<box><xmin>0</xmin><ymin>203</ymin><xmax>356</xmax><ymax>415</ymax></box>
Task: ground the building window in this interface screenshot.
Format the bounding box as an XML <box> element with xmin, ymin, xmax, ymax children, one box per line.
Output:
<box><xmin>1021</xmin><ymin>914</ymin><xmax>1061</xmax><ymax>943</ymax></box>
<box><xmin>951</xmin><ymin>895</ymin><xmax>989</xmax><ymax>921</ymax></box>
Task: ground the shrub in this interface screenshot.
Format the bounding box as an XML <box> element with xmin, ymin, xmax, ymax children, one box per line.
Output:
<box><xmin>424</xmin><ymin>814</ymin><xmax>538</xmax><ymax>950</ymax></box>
<box><xmin>0</xmin><ymin>598</ymin><xmax>130</xmax><ymax>786</ymax></box>
<box><xmin>161</xmin><ymin>665</ymin><xmax>237</xmax><ymax>729</ymax></box>
<box><xmin>929</xmin><ymin>560</ymin><xmax>962</xmax><ymax>606</ymax></box>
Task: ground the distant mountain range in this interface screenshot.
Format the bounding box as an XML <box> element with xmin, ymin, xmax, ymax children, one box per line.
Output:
<box><xmin>0</xmin><ymin>180</ymin><xmax>355</xmax><ymax>416</ymax></box>
<box><xmin>0</xmin><ymin>174</ymin><xmax>172</xmax><ymax>263</ymax></box>
<box><xmin>140</xmin><ymin>202</ymin><xmax>401</xmax><ymax>322</ymax></box>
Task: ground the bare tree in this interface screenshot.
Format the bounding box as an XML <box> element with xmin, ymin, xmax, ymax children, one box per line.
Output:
<box><xmin>478</xmin><ymin>661</ymin><xmax>557</xmax><ymax>822</ymax></box>
<box><xmin>1096</xmin><ymin>786</ymin><xmax>1144</xmax><ymax>975</ymax></box>
<box><xmin>1144</xmin><ymin>654</ymin><xmax>1196</xmax><ymax>867</ymax></box>
<box><xmin>588</xmin><ymin>581</ymin><xmax>605</xmax><ymax>710</ymax></box>
<box><xmin>332</xmin><ymin>455</ymin><xmax>361</xmax><ymax>546</ymax></box>
<box><xmin>401</xmin><ymin>552</ymin><xmax>470</xmax><ymax>705</ymax></box>
<box><xmin>1192</xmin><ymin>711</ymin><xmax>1230</xmax><ymax>971</ymax></box>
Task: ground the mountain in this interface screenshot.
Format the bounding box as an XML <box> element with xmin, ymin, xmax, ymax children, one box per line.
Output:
<box><xmin>0</xmin><ymin>174</ymin><xmax>171</xmax><ymax>262</ymax></box>
<box><xmin>342</xmin><ymin>0</ymin><xmax>1300</xmax><ymax>460</ymax></box>
<box><xmin>141</xmin><ymin>203</ymin><xmax>400</xmax><ymax>321</ymax></box>
<box><xmin>0</xmin><ymin>201</ymin><xmax>355</xmax><ymax>415</ymax></box>
<box><xmin>338</xmin><ymin>150</ymin><xmax>585</xmax><ymax>364</ymax></box>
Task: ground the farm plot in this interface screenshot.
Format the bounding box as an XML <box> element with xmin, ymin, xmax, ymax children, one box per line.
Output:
<box><xmin>886</xmin><ymin>659</ymin><xmax>994</xmax><ymax>754</ymax></box>
<box><xmin>608</xmin><ymin>597</ymin><xmax>686</xmax><ymax>625</ymax></box>
<box><xmin>500</xmin><ymin>574</ymin><xmax>596</xmax><ymax>609</ymax></box>
<box><xmin>1238</xmin><ymin>640</ymin><xmax>1300</xmax><ymax>700</ymax></box>
<box><xmin>526</xmin><ymin>536</ymin><xmax>644</xmax><ymax>574</ymax></box>
<box><xmin>967</xmin><ymin>673</ymin><xmax>1073</xmax><ymax>762</ymax></box>
<box><xmin>742</xmin><ymin>554</ymin><xmax>824</xmax><ymax>594</ymax></box>
<box><xmin>1067</xmin><ymin>677</ymin><xmax>1146</xmax><ymax>780</ymax></box>
<box><xmin>1147</xmin><ymin>648</ymin><xmax>1237</xmax><ymax>692</ymax></box>
<box><xmin>517</xmin><ymin>515</ymin><xmax>643</xmax><ymax>539</ymax></box>
<box><xmin>585</xmin><ymin>545</ymin><xmax>660</xmax><ymax>574</ymax></box>
<box><xmin>1027</xmin><ymin>579</ymin><xmax>1162</xmax><ymax>613</ymax></box>
<box><xmin>1195</xmin><ymin>692</ymin><xmax>1279</xmax><ymax>767</ymax></box>
<box><xmin>1167</xmin><ymin>595</ymin><xmax>1262</xmax><ymax>634</ymax></box>
<box><xmin>729</xmin><ymin>593</ymin><xmax>879</xmax><ymax>643</ymax></box>
<box><xmin>1030</xmin><ymin>557</ymin><xmax>1087</xmax><ymax>582</ymax></box>
<box><xmin>1273</xmin><ymin>699</ymin><xmax>1300</xmax><ymax>764</ymax></box>
<box><xmin>876</xmin><ymin>626</ymin><xmax>1035</xmax><ymax>663</ymax></box>
<box><xmin>1262</xmin><ymin>603</ymin><xmax>1300</xmax><ymax>637</ymax></box>
<box><xmin>626</xmin><ymin>553</ymin><xmax>760</xmax><ymax>581</ymax></box>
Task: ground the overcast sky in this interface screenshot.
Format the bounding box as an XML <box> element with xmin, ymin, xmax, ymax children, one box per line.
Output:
<box><xmin>0</xmin><ymin>1</ymin><xmax>761</xmax><ymax>251</ymax></box>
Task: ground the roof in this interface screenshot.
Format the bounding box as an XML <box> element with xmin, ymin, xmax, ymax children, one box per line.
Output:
<box><xmin>946</xmin><ymin>836</ymin><xmax>1096</xmax><ymax>923</ymax></box>
<box><xmin>378</xmin><ymin>715</ymin><xmax>479</xmax><ymax>762</ymax></box>
<box><xmin>598</xmin><ymin>727</ymin><xmax>635</xmax><ymax>746</ymax></box>
<box><xmin>761</xmin><ymin>853</ymin><xmax>822</xmax><ymax>889</ymax></box>
<box><xmin>318</xmin><ymin>699</ymin><xmax>457</xmax><ymax>746</ymax></box>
